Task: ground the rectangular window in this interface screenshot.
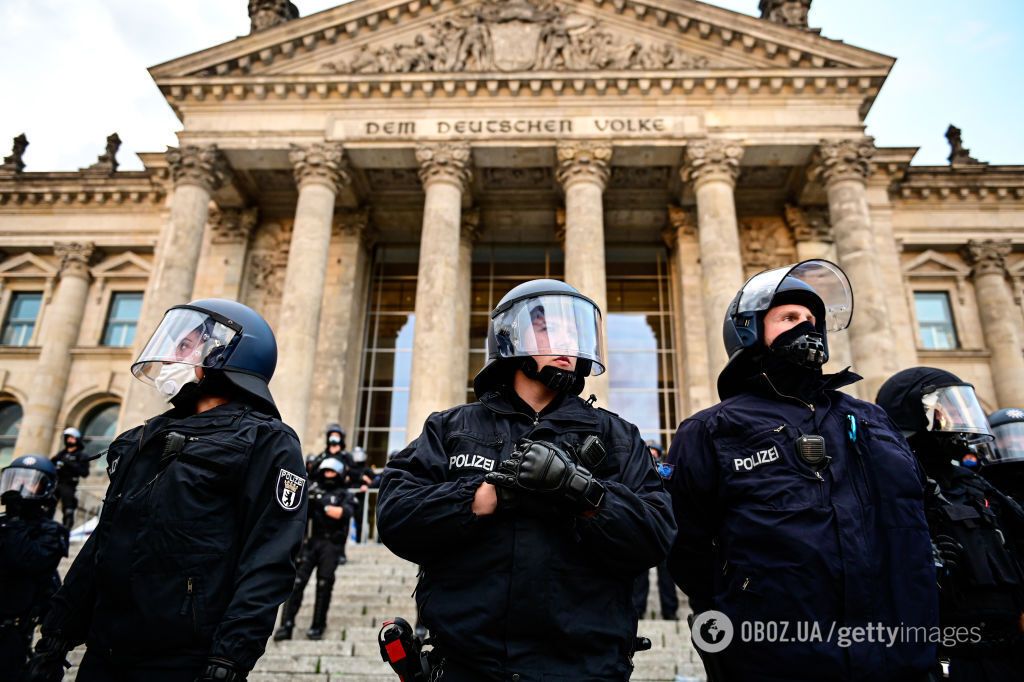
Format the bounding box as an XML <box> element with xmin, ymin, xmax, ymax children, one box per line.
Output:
<box><xmin>914</xmin><ymin>291</ymin><xmax>958</xmax><ymax>350</ymax></box>
<box><xmin>2</xmin><ymin>292</ymin><xmax>42</xmax><ymax>346</ymax></box>
<box><xmin>101</xmin><ymin>292</ymin><xmax>143</xmax><ymax>347</ymax></box>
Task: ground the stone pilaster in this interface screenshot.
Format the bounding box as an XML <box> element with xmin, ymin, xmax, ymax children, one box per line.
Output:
<box><xmin>307</xmin><ymin>209</ymin><xmax>373</xmax><ymax>445</ymax></box>
<box><xmin>963</xmin><ymin>240</ymin><xmax>1024</xmax><ymax>407</ymax></box>
<box><xmin>455</xmin><ymin>209</ymin><xmax>481</xmax><ymax>404</ymax></box>
<box><xmin>810</xmin><ymin>138</ymin><xmax>895</xmax><ymax>398</ymax></box>
<box><xmin>682</xmin><ymin>138</ymin><xmax>746</xmax><ymax>391</ymax></box>
<box><xmin>665</xmin><ymin>206</ymin><xmax>714</xmax><ymax>412</ymax></box>
<box><xmin>407</xmin><ymin>143</ymin><xmax>473</xmax><ymax>439</ymax></box>
<box><xmin>15</xmin><ymin>243</ymin><xmax>95</xmax><ymax>456</ymax></box>
<box><xmin>273</xmin><ymin>143</ymin><xmax>350</xmax><ymax>442</ymax></box>
<box><xmin>557</xmin><ymin>141</ymin><xmax>612</xmax><ymax>406</ymax></box>
<box><xmin>120</xmin><ymin>145</ymin><xmax>230</xmax><ymax>430</ymax></box>
<box><xmin>192</xmin><ymin>206</ymin><xmax>259</xmax><ymax>300</ymax></box>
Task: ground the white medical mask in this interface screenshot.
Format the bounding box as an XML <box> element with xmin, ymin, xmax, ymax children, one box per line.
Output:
<box><xmin>155</xmin><ymin>362</ymin><xmax>200</xmax><ymax>401</ymax></box>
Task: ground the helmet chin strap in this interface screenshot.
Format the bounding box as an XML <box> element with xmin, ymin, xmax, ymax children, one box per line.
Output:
<box><xmin>520</xmin><ymin>358</ymin><xmax>586</xmax><ymax>396</ymax></box>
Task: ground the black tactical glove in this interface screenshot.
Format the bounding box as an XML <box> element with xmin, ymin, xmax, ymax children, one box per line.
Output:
<box><xmin>25</xmin><ymin>635</ymin><xmax>70</xmax><ymax>682</ymax></box>
<box><xmin>196</xmin><ymin>657</ymin><xmax>246</xmax><ymax>682</ymax></box>
<box><xmin>486</xmin><ymin>440</ymin><xmax>605</xmax><ymax>513</ymax></box>
<box><xmin>934</xmin><ymin>534</ymin><xmax>964</xmax><ymax>573</ymax></box>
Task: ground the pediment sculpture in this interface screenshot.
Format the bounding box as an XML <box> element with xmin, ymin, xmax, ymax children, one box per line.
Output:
<box><xmin>323</xmin><ymin>0</ymin><xmax>712</xmax><ymax>74</ymax></box>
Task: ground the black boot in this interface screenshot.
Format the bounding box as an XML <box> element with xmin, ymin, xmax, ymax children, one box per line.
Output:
<box><xmin>307</xmin><ymin>584</ymin><xmax>331</xmax><ymax>640</ymax></box>
<box><xmin>273</xmin><ymin>622</ymin><xmax>293</xmax><ymax>641</ymax></box>
<box><xmin>274</xmin><ymin>595</ymin><xmax>301</xmax><ymax>641</ymax></box>
<box><xmin>62</xmin><ymin>509</ymin><xmax>76</xmax><ymax>530</ymax></box>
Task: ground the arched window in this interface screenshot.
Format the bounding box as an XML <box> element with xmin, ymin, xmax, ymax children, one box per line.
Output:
<box><xmin>0</xmin><ymin>402</ymin><xmax>24</xmax><ymax>467</ymax></box>
<box><xmin>81</xmin><ymin>403</ymin><xmax>120</xmax><ymax>471</ymax></box>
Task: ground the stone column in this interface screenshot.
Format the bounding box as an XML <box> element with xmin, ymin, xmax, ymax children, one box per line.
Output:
<box><xmin>810</xmin><ymin>138</ymin><xmax>895</xmax><ymax>398</ymax></box>
<box><xmin>455</xmin><ymin>209</ymin><xmax>480</xmax><ymax>404</ymax></box>
<box><xmin>964</xmin><ymin>240</ymin><xmax>1024</xmax><ymax>407</ymax></box>
<box><xmin>191</xmin><ymin>206</ymin><xmax>259</xmax><ymax>300</ymax></box>
<box><xmin>407</xmin><ymin>143</ymin><xmax>473</xmax><ymax>440</ymax></box>
<box><xmin>682</xmin><ymin>139</ymin><xmax>746</xmax><ymax>389</ymax></box>
<box><xmin>120</xmin><ymin>145</ymin><xmax>230</xmax><ymax>430</ymax></box>
<box><xmin>15</xmin><ymin>243</ymin><xmax>95</xmax><ymax>456</ymax></box>
<box><xmin>665</xmin><ymin>206</ymin><xmax>714</xmax><ymax>412</ymax></box>
<box><xmin>306</xmin><ymin>209</ymin><xmax>373</xmax><ymax>445</ymax></box>
<box><xmin>557</xmin><ymin>141</ymin><xmax>612</xmax><ymax>406</ymax></box>
<box><xmin>868</xmin><ymin>182</ymin><xmax>919</xmax><ymax>369</ymax></box>
<box><xmin>272</xmin><ymin>143</ymin><xmax>350</xmax><ymax>442</ymax></box>
<box><xmin>786</xmin><ymin>204</ymin><xmax>856</xmax><ymax>391</ymax></box>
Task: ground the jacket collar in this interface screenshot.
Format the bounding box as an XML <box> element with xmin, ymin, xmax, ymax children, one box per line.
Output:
<box><xmin>480</xmin><ymin>386</ymin><xmax>598</xmax><ymax>426</ymax></box>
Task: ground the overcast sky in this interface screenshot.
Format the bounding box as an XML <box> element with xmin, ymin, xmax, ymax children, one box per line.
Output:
<box><xmin>1</xmin><ymin>0</ymin><xmax>1020</xmax><ymax>172</ymax></box>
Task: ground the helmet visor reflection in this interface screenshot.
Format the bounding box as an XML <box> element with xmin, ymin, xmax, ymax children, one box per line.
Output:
<box><xmin>737</xmin><ymin>260</ymin><xmax>853</xmax><ymax>332</ymax></box>
<box><xmin>922</xmin><ymin>385</ymin><xmax>994</xmax><ymax>442</ymax></box>
<box><xmin>0</xmin><ymin>468</ymin><xmax>48</xmax><ymax>499</ymax></box>
<box><xmin>491</xmin><ymin>294</ymin><xmax>606</xmax><ymax>375</ymax></box>
<box><xmin>991</xmin><ymin>422</ymin><xmax>1024</xmax><ymax>463</ymax></box>
<box><xmin>131</xmin><ymin>308</ymin><xmax>239</xmax><ymax>385</ymax></box>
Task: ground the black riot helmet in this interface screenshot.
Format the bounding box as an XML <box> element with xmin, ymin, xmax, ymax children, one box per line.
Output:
<box><xmin>1</xmin><ymin>454</ymin><xmax>58</xmax><ymax>510</ymax></box>
<box><xmin>983</xmin><ymin>408</ymin><xmax>1024</xmax><ymax>466</ymax></box>
<box><xmin>473</xmin><ymin>279</ymin><xmax>606</xmax><ymax>399</ymax></box>
<box><xmin>876</xmin><ymin>367</ymin><xmax>994</xmax><ymax>460</ymax></box>
<box><xmin>325</xmin><ymin>423</ymin><xmax>346</xmax><ymax>448</ymax></box>
<box><xmin>131</xmin><ymin>298</ymin><xmax>280</xmax><ymax>417</ymax></box>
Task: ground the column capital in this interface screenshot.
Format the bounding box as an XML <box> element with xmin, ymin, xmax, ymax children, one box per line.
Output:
<box><xmin>681</xmin><ymin>139</ymin><xmax>743</xmax><ymax>188</ymax></box>
<box><xmin>556</xmin><ymin>141</ymin><xmax>612</xmax><ymax>191</ymax></box>
<box><xmin>663</xmin><ymin>204</ymin><xmax>696</xmax><ymax>248</ymax></box>
<box><xmin>333</xmin><ymin>207</ymin><xmax>375</xmax><ymax>247</ymax></box>
<box><xmin>209</xmin><ymin>206</ymin><xmax>259</xmax><ymax>245</ymax></box>
<box><xmin>461</xmin><ymin>208</ymin><xmax>481</xmax><ymax>243</ymax></box>
<box><xmin>166</xmin><ymin>144</ymin><xmax>231</xmax><ymax>193</ymax></box>
<box><xmin>784</xmin><ymin>204</ymin><xmax>832</xmax><ymax>244</ymax></box>
<box><xmin>963</xmin><ymin>239</ymin><xmax>1013</xmax><ymax>278</ymax></box>
<box><xmin>290</xmin><ymin>142</ymin><xmax>350</xmax><ymax>192</ymax></box>
<box><xmin>416</xmin><ymin>142</ymin><xmax>473</xmax><ymax>192</ymax></box>
<box><xmin>54</xmin><ymin>242</ymin><xmax>96</xmax><ymax>279</ymax></box>
<box><xmin>810</xmin><ymin>138</ymin><xmax>876</xmax><ymax>186</ymax></box>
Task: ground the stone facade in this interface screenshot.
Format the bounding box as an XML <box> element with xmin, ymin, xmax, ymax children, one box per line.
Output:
<box><xmin>1</xmin><ymin>0</ymin><xmax>1023</xmax><ymax>467</ymax></box>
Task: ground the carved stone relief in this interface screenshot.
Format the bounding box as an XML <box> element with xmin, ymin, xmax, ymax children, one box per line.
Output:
<box><xmin>740</xmin><ymin>216</ymin><xmax>797</xmax><ymax>273</ymax></box>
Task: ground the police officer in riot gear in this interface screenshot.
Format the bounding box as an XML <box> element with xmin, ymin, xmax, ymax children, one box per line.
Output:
<box><xmin>27</xmin><ymin>299</ymin><xmax>307</xmax><ymax>682</ymax></box>
<box><xmin>50</xmin><ymin>427</ymin><xmax>90</xmax><ymax>530</ymax></box>
<box><xmin>877</xmin><ymin>368</ymin><xmax>1024</xmax><ymax>681</ymax></box>
<box><xmin>306</xmin><ymin>424</ymin><xmax>347</xmax><ymax>477</ymax></box>
<box><xmin>1</xmin><ymin>455</ymin><xmax>68</xmax><ymax>680</ymax></box>
<box><xmin>666</xmin><ymin>260</ymin><xmax>938</xmax><ymax>682</ymax></box>
<box><xmin>348</xmin><ymin>446</ymin><xmax>373</xmax><ymax>542</ymax></box>
<box><xmin>981</xmin><ymin>408</ymin><xmax>1024</xmax><ymax>506</ymax></box>
<box><xmin>633</xmin><ymin>442</ymin><xmax>680</xmax><ymax>621</ymax></box>
<box><xmin>377</xmin><ymin>279</ymin><xmax>675</xmax><ymax>682</ymax></box>
<box><xmin>274</xmin><ymin>458</ymin><xmax>355</xmax><ymax>642</ymax></box>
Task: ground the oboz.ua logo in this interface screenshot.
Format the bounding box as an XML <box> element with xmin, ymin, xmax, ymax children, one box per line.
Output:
<box><xmin>734</xmin><ymin>445</ymin><xmax>780</xmax><ymax>472</ymax></box>
<box><xmin>691</xmin><ymin>610</ymin><xmax>735</xmax><ymax>653</ymax></box>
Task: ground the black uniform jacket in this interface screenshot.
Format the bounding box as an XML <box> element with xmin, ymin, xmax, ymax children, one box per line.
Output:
<box><xmin>0</xmin><ymin>511</ymin><xmax>68</xmax><ymax>620</ymax></box>
<box><xmin>308</xmin><ymin>481</ymin><xmax>356</xmax><ymax>542</ymax></box>
<box><xmin>40</xmin><ymin>402</ymin><xmax>307</xmax><ymax>672</ymax></box>
<box><xmin>377</xmin><ymin>388</ymin><xmax>676</xmax><ymax>681</ymax></box>
<box><xmin>51</xmin><ymin>448</ymin><xmax>90</xmax><ymax>486</ymax></box>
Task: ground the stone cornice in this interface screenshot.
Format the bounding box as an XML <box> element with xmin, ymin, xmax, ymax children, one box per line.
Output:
<box><xmin>894</xmin><ymin>166</ymin><xmax>1024</xmax><ymax>203</ymax></box>
<box><xmin>167</xmin><ymin>145</ymin><xmax>231</xmax><ymax>193</ymax></box>
<box><xmin>556</xmin><ymin>141</ymin><xmax>613</xmax><ymax>191</ymax></box>
<box><xmin>963</xmin><ymin>239</ymin><xmax>1013</xmax><ymax>278</ymax></box>
<box><xmin>0</xmin><ymin>172</ymin><xmax>165</xmax><ymax>208</ymax></box>
<box><xmin>290</xmin><ymin>142</ymin><xmax>350</xmax><ymax>191</ymax></box>
<box><xmin>54</xmin><ymin>242</ymin><xmax>97</xmax><ymax>279</ymax></box>
<box><xmin>416</xmin><ymin>142</ymin><xmax>473</xmax><ymax>191</ymax></box>
<box><xmin>809</xmin><ymin>138</ymin><xmax>875</xmax><ymax>187</ymax></box>
<box><xmin>682</xmin><ymin>139</ymin><xmax>743</xmax><ymax>188</ymax></box>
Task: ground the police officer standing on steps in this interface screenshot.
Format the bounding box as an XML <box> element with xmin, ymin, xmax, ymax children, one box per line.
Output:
<box><xmin>666</xmin><ymin>260</ymin><xmax>938</xmax><ymax>682</ymax></box>
<box><xmin>348</xmin><ymin>446</ymin><xmax>373</xmax><ymax>543</ymax></box>
<box><xmin>26</xmin><ymin>299</ymin><xmax>307</xmax><ymax>682</ymax></box>
<box><xmin>632</xmin><ymin>441</ymin><xmax>679</xmax><ymax>621</ymax></box>
<box><xmin>981</xmin><ymin>408</ymin><xmax>1024</xmax><ymax>507</ymax></box>
<box><xmin>0</xmin><ymin>455</ymin><xmax>68</xmax><ymax>680</ymax></box>
<box><xmin>274</xmin><ymin>458</ymin><xmax>355</xmax><ymax>642</ymax></box>
<box><xmin>877</xmin><ymin>368</ymin><xmax>1024</xmax><ymax>681</ymax></box>
<box><xmin>50</xmin><ymin>428</ymin><xmax>90</xmax><ymax>530</ymax></box>
<box><xmin>377</xmin><ymin>279</ymin><xmax>676</xmax><ymax>682</ymax></box>
<box><xmin>306</xmin><ymin>423</ymin><xmax>347</xmax><ymax>478</ymax></box>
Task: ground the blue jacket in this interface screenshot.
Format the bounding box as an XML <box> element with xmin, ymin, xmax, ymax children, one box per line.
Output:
<box><xmin>666</xmin><ymin>370</ymin><xmax>938</xmax><ymax>682</ymax></box>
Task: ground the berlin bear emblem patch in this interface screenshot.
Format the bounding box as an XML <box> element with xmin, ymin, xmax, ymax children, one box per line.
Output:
<box><xmin>276</xmin><ymin>469</ymin><xmax>305</xmax><ymax>511</ymax></box>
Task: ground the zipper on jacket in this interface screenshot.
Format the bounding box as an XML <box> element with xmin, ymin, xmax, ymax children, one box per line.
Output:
<box><xmin>814</xmin><ymin>470</ymin><xmax>826</xmax><ymax>506</ymax></box>
<box><xmin>180</xmin><ymin>577</ymin><xmax>194</xmax><ymax>617</ymax></box>
<box><xmin>760</xmin><ymin>373</ymin><xmax>815</xmax><ymax>413</ymax></box>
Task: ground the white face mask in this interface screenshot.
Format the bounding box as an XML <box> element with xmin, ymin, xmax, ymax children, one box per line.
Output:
<box><xmin>155</xmin><ymin>362</ymin><xmax>200</xmax><ymax>401</ymax></box>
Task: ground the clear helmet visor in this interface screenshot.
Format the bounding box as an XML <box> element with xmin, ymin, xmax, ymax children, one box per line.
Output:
<box><xmin>131</xmin><ymin>307</ymin><xmax>239</xmax><ymax>385</ymax></box>
<box><xmin>922</xmin><ymin>385</ymin><xmax>994</xmax><ymax>442</ymax></box>
<box><xmin>990</xmin><ymin>422</ymin><xmax>1024</xmax><ymax>463</ymax></box>
<box><xmin>0</xmin><ymin>468</ymin><xmax>49</xmax><ymax>500</ymax></box>
<box><xmin>737</xmin><ymin>260</ymin><xmax>853</xmax><ymax>333</ymax></box>
<box><xmin>491</xmin><ymin>294</ymin><xmax>606</xmax><ymax>375</ymax></box>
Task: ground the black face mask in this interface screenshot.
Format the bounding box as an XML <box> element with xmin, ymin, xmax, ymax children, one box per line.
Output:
<box><xmin>520</xmin><ymin>358</ymin><xmax>585</xmax><ymax>395</ymax></box>
<box><xmin>909</xmin><ymin>431</ymin><xmax>972</xmax><ymax>475</ymax></box>
<box><xmin>769</xmin><ymin>321</ymin><xmax>828</xmax><ymax>369</ymax></box>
